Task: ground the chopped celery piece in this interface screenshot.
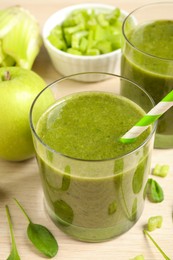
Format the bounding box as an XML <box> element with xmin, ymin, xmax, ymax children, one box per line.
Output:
<box><xmin>94</xmin><ymin>24</ymin><xmax>106</xmax><ymax>41</ymax></box>
<box><xmin>72</xmin><ymin>30</ymin><xmax>88</xmax><ymax>49</ymax></box>
<box><xmin>64</xmin><ymin>23</ymin><xmax>85</xmax><ymax>35</ymax></box>
<box><xmin>79</xmin><ymin>37</ymin><xmax>88</xmax><ymax>53</ymax></box>
<box><xmin>47</xmin><ymin>25</ymin><xmax>67</xmax><ymax>51</ymax></box>
<box><xmin>0</xmin><ymin>6</ymin><xmax>42</xmax><ymax>69</ymax></box>
<box><xmin>63</xmin><ymin>10</ymin><xmax>88</xmax><ymax>27</ymax></box>
<box><xmin>106</xmin><ymin>8</ymin><xmax>121</xmax><ymax>24</ymax></box>
<box><xmin>97</xmin><ymin>41</ymin><xmax>112</xmax><ymax>54</ymax></box>
<box><xmin>152</xmin><ymin>164</ymin><xmax>169</xmax><ymax>177</ymax></box>
<box><xmin>67</xmin><ymin>48</ymin><xmax>82</xmax><ymax>55</ymax></box>
<box><xmin>97</xmin><ymin>13</ymin><xmax>109</xmax><ymax>27</ymax></box>
<box><xmin>147</xmin><ymin>216</ymin><xmax>163</xmax><ymax>231</ymax></box>
<box><xmin>48</xmin><ymin>7</ymin><xmax>124</xmax><ymax>56</ymax></box>
<box><xmin>86</xmin><ymin>49</ymin><xmax>100</xmax><ymax>55</ymax></box>
<box><xmin>87</xmin><ymin>29</ymin><xmax>95</xmax><ymax>50</ymax></box>
<box><xmin>48</xmin><ymin>34</ymin><xmax>67</xmax><ymax>51</ymax></box>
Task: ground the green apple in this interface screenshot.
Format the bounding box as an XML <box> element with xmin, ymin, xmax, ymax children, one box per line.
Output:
<box><xmin>0</xmin><ymin>67</ymin><xmax>46</xmax><ymax>161</ymax></box>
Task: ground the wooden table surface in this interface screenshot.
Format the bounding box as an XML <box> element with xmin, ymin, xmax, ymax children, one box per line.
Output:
<box><xmin>0</xmin><ymin>0</ymin><xmax>173</xmax><ymax>259</ymax></box>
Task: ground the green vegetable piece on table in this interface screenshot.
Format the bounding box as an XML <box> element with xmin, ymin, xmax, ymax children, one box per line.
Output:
<box><xmin>5</xmin><ymin>205</ymin><xmax>20</xmax><ymax>260</ymax></box>
<box><xmin>143</xmin><ymin>230</ymin><xmax>171</xmax><ymax>260</ymax></box>
<box><xmin>152</xmin><ymin>164</ymin><xmax>169</xmax><ymax>177</ymax></box>
<box><xmin>14</xmin><ymin>198</ymin><xmax>58</xmax><ymax>258</ymax></box>
<box><xmin>147</xmin><ymin>216</ymin><xmax>163</xmax><ymax>232</ymax></box>
<box><xmin>146</xmin><ymin>178</ymin><xmax>164</xmax><ymax>203</ymax></box>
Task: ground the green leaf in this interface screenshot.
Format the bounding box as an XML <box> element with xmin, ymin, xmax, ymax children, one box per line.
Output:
<box><xmin>131</xmin><ymin>197</ymin><xmax>138</xmax><ymax>221</ymax></box>
<box><xmin>27</xmin><ymin>223</ymin><xmax>58</xmax><ymax>258</ymax></box>
<box><xmin>5</xmin><ymin>205</ymin><xmax>21</xmax><ymax>260</ymax></box>
<box><xmin>54</xmin><ymin>199</ymin><xmax>74</xmax><ymax>226</ymax></box>
<box><xmin>14</xmin><ymin>198</ymin><xmax>58</xmax><ymax>258</ymax></box>
<box><xmin>108</xmin><ymin>200</ymin><xmax>117</xmax><ymax>215</ymax></box>
<box><xmin>61</xmin><ymin>165</ymin><xmax>71</xmax><ymax>191</ymax></box>
<box><xmin>132</xmin><ymin>156</ymin><xmax>147</xmax><ymax>194</ymax></box>
<box><xmin>146</xmin><ymin>178</ymin><xmax>164</xmax><ymax>203</ymax></box>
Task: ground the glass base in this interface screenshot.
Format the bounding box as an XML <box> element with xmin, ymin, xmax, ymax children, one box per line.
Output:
<box><xmin>154</xmin><ymin>133</ymin><xmax>173</xmax><ymax>149</ymax></box>
<box><xmin>44</xmin><ymin>201</ymin><xmax>143</xmax><ymax>242</ymax></box>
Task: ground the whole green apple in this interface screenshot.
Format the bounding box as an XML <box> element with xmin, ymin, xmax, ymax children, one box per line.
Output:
<box><xmin>0</xmin><ymin>67</ymin><xmax>46</xmax><ymax>161</ymax></box>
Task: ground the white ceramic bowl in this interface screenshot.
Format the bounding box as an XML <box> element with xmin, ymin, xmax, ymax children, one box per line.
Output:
<box><xmin>42</xmin><ymin>3</ymin><xmax>128</xmax><ymax>81</ymax></box>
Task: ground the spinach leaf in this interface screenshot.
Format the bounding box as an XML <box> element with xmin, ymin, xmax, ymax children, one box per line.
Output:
<box><xmin>14</xmin><ymin>198</ymin><xmax>58</xmax><ymax>258</ymax></box>
<box><xmin>5</xmin><ymin>205</ymin><xmax>20</xmax><ymax>260</ymax></box>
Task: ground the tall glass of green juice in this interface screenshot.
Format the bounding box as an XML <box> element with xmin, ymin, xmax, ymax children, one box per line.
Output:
<box><xmin>121</xmin><ymin>2</ymin><xmax>173</xmax><ymax>148</ymax></box>
<box><xmin>30</xmin><ymin>73</ymin><xmax>156</xmax><ymax>242</ymax></box>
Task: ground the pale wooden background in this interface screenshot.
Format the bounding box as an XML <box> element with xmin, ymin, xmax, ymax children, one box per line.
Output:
<box><xmin>0</xmin><ymin>0</ymin><xmax>173</xmax><ymax>259</ymax></box>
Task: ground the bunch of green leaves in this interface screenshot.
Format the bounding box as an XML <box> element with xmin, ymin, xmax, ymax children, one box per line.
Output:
<box><xmin>48</xmin><ymin>8</ymin><xmax>124</xmax><ymax>56</ymax></box>
<box><xmin>0</xmin><ymin>6</ymin><xmax>42</xmax><ymax>69</ymax></box>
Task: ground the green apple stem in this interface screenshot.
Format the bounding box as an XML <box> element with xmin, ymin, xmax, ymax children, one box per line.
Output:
<box><xmin>3</xmin><ymin>70</ymin><xmax>11</xmax><ymax>81</ymax></box>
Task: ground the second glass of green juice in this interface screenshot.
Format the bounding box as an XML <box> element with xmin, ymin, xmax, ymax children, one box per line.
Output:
<box><xmin>30</xmin><ymin>72</ymin><xmax>156</xmax><ymax>242</ymax></box>
<box><xmin>121</xmin><ymin>2</ymin><xmax>173</xmax><ymax>148</ymax></box>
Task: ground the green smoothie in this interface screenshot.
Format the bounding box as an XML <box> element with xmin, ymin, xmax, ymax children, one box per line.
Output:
<box><xmin>121</xmin><ymin>20</ymin><xmax>173</xmax><ymax>147</ymax></box>
<box><xmin>36</xmin><ymin>91</ymin><xmax>152</xmax><ymax>241</ymax></box>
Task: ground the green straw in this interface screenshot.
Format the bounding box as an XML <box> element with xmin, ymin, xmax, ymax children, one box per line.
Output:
<box><xmin>120</xmin><ymin>90</ymin><xmax>173</xmax><ymax>144</ymax></box>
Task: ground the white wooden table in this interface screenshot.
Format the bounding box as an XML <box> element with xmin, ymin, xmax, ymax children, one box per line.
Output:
<box><xmin>0</xmin><ymin>0</ymin><xmax>173</xmax><ymax>259</ymax></box>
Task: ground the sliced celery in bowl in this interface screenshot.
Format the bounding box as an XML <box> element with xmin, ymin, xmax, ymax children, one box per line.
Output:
<box><xmin>47</xmin><ymin>7</ymin><xmax>123</xmax><ymax>56</ymax></box>
<box><xmin>42</xmin><ymin>3</ymin><xmax>128</xmax><ymax>81</ymax></box>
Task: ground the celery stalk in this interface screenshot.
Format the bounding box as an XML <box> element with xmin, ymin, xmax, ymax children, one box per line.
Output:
<box><xmin>0</xmin><ymin>6</ymin><xmax>21</xmax><ymax>38</ymax></box>
<box><xmin>0</xmin><ymin>40</ymin><xmax>5</xmax><ymax>63</ymax></box>
<box><xmin>0</xmin><ymin>40</ymin><xmax>15</xmax><ymax>66</ymax></box>
<box><xmin>0</xmin><ymin>6</ymin><xmax>42</xmax><ymax>69</ymax></box>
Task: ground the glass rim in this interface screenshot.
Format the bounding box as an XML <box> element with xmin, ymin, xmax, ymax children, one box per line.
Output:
<box><xmin>29</xmin><ymin>72</ymin><xmax>157</xmax><ymax>163</ymax></box>
<box><xmin>122</xmin><ymin>1</ymin><xmax>173</xmax><ymax>62</ymax></box>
